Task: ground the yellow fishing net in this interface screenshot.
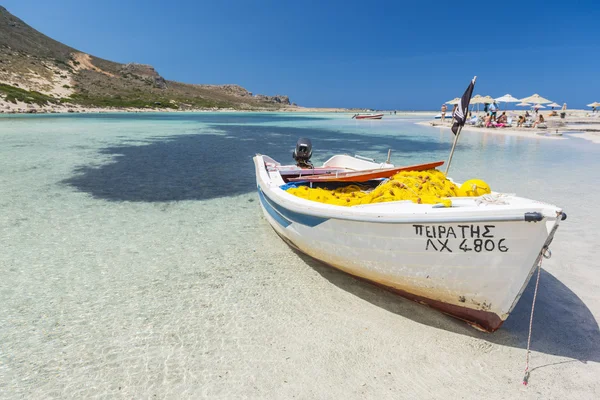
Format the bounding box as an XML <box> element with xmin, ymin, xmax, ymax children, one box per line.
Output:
<box><xmin>286</xmin><ymin>169</ymin><xmax>490</xmax><ymax>207</ymax></box>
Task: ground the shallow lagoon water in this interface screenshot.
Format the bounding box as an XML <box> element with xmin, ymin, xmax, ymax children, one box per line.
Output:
<box><xmin>0</xmin><ymin>113</ymin><xmax>598</xmax><ymax>398</ymax></box>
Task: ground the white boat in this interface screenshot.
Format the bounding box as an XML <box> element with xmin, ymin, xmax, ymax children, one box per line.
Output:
<box><xmin>434</xmin><ymin>113</ymin><xmax>459</xmax><ymax>119</ymax></box>
<box><xmin>353</xmin><ymin>113</ymin><xmax>384</xmax><ymax>120</ymax></box>
<box><xmin>253</xmin><ymin>144</ymin><xmax>565</xmax><ymax>332</ymax></box>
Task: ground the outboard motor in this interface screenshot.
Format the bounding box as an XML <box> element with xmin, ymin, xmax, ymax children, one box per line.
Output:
<box><xmin>293</xmin><ymin>137</ymin><xmax>313</xmax><ymax>168</ymax></box>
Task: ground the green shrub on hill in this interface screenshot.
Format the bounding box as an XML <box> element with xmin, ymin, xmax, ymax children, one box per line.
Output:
<box><xmin>0</xmin><ymin>84</ymin><xmax>57</xmax><ymax>106</ymax></box>
<box><xmin>69</xmin><ymin>93</ymin><xmax>235</xmax><ymax>110</ymax></box>
<box><xmin>69</xmin><ymin>93</ymin><xmax>179</xmax><ymax>109</ymax></box>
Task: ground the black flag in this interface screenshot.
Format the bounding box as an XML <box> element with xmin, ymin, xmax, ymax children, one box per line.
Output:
<box><xmin>451</xmin><ymin>77</ymin><xmax>476</xmax><ymax>135</ymax></box>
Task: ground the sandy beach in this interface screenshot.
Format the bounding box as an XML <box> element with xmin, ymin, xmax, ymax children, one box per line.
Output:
<box><xmin>417</xmin><ymin>109</ymin><xmax>600</xmax><ymax>143</ymax></box>
<box><xmin>0</xmin><ymin>97</ymin><xmax>355</xmax><ymax>114</ymax></box>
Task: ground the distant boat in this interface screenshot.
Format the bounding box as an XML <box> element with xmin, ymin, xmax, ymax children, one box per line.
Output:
<box><xmin>352</xmin><ymin>113</ymin><xmax>384</xmax><ymax>120</ymax></box>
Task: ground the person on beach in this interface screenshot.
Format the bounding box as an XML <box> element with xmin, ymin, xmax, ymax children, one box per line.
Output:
<box><xmin>497</xmin><ymin>112</ymin><xmax>507</xmax><ymax>124</ymax></box>
<box><xmin>484</xmin><ymin>113</ymin><xmax>493</xmax><ymax>128</ymax></box>
<box><xmin>451</xmin><ymin>104</ymin><xmax>458</xmax><ymax>122</ymax></box>
<box><xmin>532</xmin><ymin>114</ymin><xmax>545</xmax><ymax>128</ymax></box>
<box><xmin>489</xmin><ymin>101</ymin><xmax>498</xmax><ymax>118</ymax></box>
<box><xmin>517</xmin><ymin>115</ymin><xmax>525</xmax><ymax>127</ymax></box>
<box><xmin>441</xmin><ymin>104</ymin><xmax>447</xmax><ymax>122</ymax></box>
<box><xmin>491</xmin><ymin>113</ymin><xmax>507</xmax><ymax>128</ymax></box>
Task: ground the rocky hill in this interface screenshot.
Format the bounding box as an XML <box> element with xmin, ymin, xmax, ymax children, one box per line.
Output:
<box><xmin>0</xmin><ymin>6</ymin><xmax>292</xmax><ymax>111</ymax></box>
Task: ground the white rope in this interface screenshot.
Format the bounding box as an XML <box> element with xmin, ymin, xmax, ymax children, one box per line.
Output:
<box><xmin>522</xmin><ymin>249</ymin><xmax>546</xmax><ymax>386</ymax></box>
<box><xmin>475</xmin><ymin>193</ymin><xmax>514</xmax><ymax>206</ymax></box>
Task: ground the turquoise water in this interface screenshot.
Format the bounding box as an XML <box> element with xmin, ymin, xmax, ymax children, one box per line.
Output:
<box><xmin>1</xmin><ymin>112</ymin><xmax>598</xmax><ymax>398</ymax></box>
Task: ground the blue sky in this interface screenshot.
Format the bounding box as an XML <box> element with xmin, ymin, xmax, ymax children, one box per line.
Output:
<box><xmin>5</xmin><ymin>0</ymin><xmax>600</xmax><ymax>109</ymax></box>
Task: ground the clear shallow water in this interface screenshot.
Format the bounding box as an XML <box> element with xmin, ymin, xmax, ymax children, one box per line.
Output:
<box><xmin>1</xmin><ymin>112</ymin><xmax>598</xmax><ymax>398</ymax></box>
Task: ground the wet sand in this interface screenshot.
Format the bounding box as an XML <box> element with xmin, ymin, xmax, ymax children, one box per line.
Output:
<box><xmin>0</xmin><ymin>113</ymin><xmax>598</xmax><ymax>399</ymax></box>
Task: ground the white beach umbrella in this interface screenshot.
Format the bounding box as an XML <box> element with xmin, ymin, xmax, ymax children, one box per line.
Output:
<box><xmin>520</xmin><ymin>94</ymin><xmax>552</xmax><ymax>104</ymax></box>
<box><xmin>516</xmin><ymin>102</ymin><xmax>531</xmax><ymax>107</ymax></box>
<box><xmin>482</xmin><ymin>95</ymin><xmax>495</xmax><ymax>104</ymax></box>
<box><xmin>469</xmin><ymin>95</ymin><xmax>496</xmax><ymax>112</ymax></box>
<box><xmin>586</xmin><ymin>102</ymin><xmax>600</xmax><ymax>107</ymax></box>
<box><xmin>534</xmin><ymin>104</ymin><xmax>545</xmax><ymax>109</ymax></box>
<box><xmin>469</xmin><ymin>94</ymin><xmax>486</xmax><ymax>113</ymax></box>
<box><xmin>470</xmin><ymin>94</ymin><xmax>486</xmax><ymax>104</ymax></box>
<box><xmin>495</xmin><ymin>94</ymin><xmax>521</xmax><ymax>111</ymax></box>
<box><xmin>495</xmin><ymin>94</ymin><xmax>521</xmax><ymax>103</ymax></box>
<box><xmin>446</xmin><ymin>97</ymin><xmax>460</xmax><ymax>105</ymax></box>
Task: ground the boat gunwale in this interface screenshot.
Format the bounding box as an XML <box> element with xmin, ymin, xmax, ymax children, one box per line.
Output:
<box><xmin>256</xmin><ymin>156</ymin><xmax>562</xmax><ymax>224</ymax></box>
<box><xmin>259</xmin><ymin>185</ymin><xmax>561</xmax><ymax>225</ymax></box>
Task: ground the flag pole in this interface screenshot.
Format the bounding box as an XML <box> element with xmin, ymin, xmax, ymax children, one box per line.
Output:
<box><xmin>445</xmin><ymin>76</ymin><xmax>476</xmax><ymax>175</ymax></box>
<box><xmin>445</xmin><ymin>125</ymin><xmax>462</xmax><ymax>175</ymax></box>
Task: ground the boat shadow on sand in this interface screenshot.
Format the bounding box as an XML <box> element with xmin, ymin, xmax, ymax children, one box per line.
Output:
<box><xmin>62</xmin><ymin>125</ymin><xmax>455</xmax><ymax>202</ymax></box>
<box><xmin>294</xmin><ymin>251</ymin><xmax>600</xmax><ymax>363</ymax></box>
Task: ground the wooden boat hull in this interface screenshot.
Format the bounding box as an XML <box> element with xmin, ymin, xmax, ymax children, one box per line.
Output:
<box><xmin>287</xmin><ymin>160</ymin><xmax>445</xmax><ymax>182</ymax></box>
<box><xmin>254</xmin><ymin>155</ymin><xmax>564</xmax><ymax>332</ymax></box>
